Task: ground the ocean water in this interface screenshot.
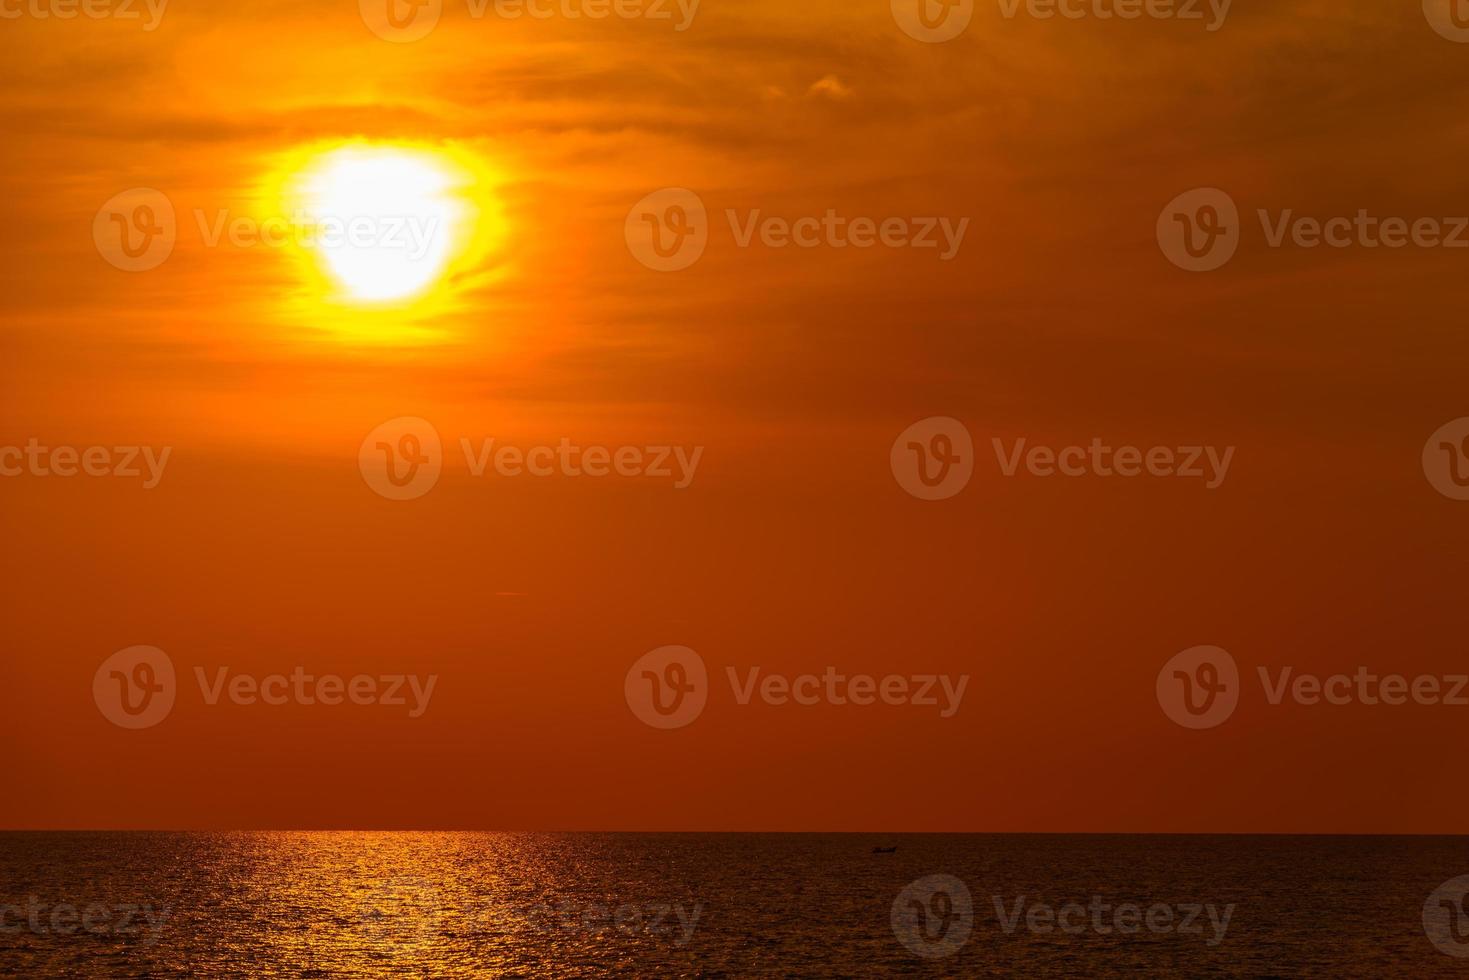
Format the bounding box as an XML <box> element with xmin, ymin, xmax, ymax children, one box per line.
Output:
<box><xmin>2</xmin><ymin>832</ymin><xmax>1468</xmax><ymax>977</ymax></box>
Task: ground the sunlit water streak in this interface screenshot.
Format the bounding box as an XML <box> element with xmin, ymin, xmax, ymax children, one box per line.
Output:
<box><xmin>2</xmin><ymin>832</ymin><xmax>1468</xmax><ymax>977</ymax></box>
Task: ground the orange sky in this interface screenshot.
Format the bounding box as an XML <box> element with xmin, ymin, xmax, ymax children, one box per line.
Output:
<box><xmin>4</xmin><ymin>0</ymin><xmax>1469</xmax><ymax>831</ymax></box>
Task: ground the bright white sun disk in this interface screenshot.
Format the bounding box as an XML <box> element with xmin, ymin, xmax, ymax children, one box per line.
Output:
<box><xmin>297</xmin><ymin>149</ymin><xmax>462</xmax><ymax>303</ymax></box>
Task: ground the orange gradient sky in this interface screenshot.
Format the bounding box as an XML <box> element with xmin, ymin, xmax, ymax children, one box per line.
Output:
<box><xmin>3</xmin><ymin>0</ymin><xmax>1469</xmax><ymax>831</ymax></box>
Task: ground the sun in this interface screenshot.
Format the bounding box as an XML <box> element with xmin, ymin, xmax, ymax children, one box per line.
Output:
<box><xmin>260</xmin><ymin>140</ymin><xmax>508</xmax><ymax>340</ymax></box>
<box><xmin>292</xmin><ymin>147</ymin><xmax>464</xmax><ymax>304</ymax></box>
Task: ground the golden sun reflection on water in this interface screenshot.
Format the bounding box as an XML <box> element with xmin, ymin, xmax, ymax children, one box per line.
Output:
<box><xmin>221</xmin><ymin>831</ymin><xmax>706</xmax><ymax>977</ymax></box>
<box><xmin>234</xmin><ymin>832</ymin><xmax>505</xmax><ymax>975</ymax></box>
<box><xmin>3</xmin><ymin>832</ymin><xmax>1463</xmax><ymax>976</ymax></box>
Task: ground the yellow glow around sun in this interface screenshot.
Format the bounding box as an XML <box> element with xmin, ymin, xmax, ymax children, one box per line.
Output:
<box><xmin>264</xmin><ymin>141</ymin><xmax>507</xmax><ymax>332</ymax></box>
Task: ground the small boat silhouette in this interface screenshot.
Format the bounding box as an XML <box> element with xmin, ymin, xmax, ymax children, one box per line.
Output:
<box><xmin>872</xmin><ymin>846</ymin><xmax>898</xmax><ymax>854</ymax></box>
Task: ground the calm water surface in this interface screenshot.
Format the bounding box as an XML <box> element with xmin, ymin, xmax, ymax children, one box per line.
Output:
<box><xmin>2</xmin><ymin>832</ymin><xmax>1468</xmax><ymax>976</ymax></box>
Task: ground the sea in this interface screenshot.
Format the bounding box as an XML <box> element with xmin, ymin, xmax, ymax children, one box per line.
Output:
<box><xmin>2</xmin><ymin>832</ymin><xmax>1468</xmax><ymax>976</ymax></box>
